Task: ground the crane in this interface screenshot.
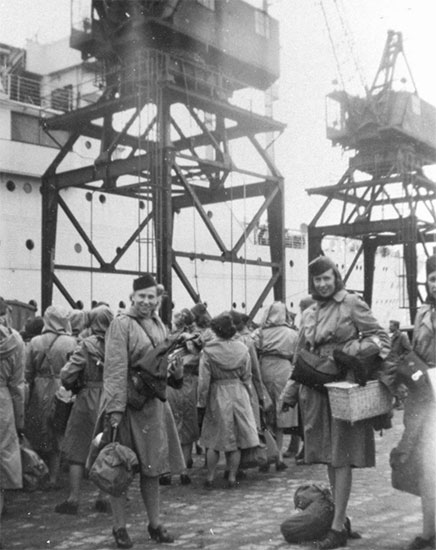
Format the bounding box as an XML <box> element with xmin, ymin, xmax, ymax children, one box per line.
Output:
<box><xmin>308</xmin><ymin>5</ymin><xmax>436</xmax><ymax>323</ymax></box>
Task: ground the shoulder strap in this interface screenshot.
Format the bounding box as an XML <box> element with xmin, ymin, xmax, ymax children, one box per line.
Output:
<box><xmin>37</xmin><ymin>334</ymin><xmax>60</xmax><ymax>376</ymax></box>
<box><xmin>131</xmin><ymin>317</ymin><xmax>157</xmax><ymax>348</ymax></box>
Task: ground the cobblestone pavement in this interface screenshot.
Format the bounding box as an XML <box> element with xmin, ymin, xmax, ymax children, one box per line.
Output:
<box><xmin>2</xmin><ymin>411</ymin><xmax>423</xmax><ymax>550</ymax></box>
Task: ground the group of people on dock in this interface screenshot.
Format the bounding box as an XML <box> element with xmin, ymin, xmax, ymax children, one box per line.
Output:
<box><xmin>0</xmin><ymin>254</ymin><xmax>435</xmax><ymax>550</ymax></box>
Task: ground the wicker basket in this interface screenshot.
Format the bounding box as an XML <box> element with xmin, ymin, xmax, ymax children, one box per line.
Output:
<box><xmin>324</xmin><ymin>380</ymin><xmax>392</xmax><ymax>423</ymax></box>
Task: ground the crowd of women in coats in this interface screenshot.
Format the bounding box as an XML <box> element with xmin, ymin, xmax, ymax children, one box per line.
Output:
<box><xmin>0</xmin><ymin>254</ymin><xmax>435</xmax><ymax>550</ymax></box>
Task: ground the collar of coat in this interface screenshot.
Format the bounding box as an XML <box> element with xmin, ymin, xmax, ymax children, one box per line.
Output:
<box><xmin>124</xmin><ymin>306</ymin><xmax>159</xmax><ymax>322</ymax></box>
<box><xmin>316</xmin><ymin>288</ymin><xmax>348</xmax><ymax>306</ymax></box>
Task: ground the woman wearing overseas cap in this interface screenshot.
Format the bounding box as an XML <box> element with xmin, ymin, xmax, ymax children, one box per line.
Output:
<box><xmin>283</xmin><ymin>255</ymin><xmax>390</xmax><ymax>549</ymax></box>
<box><xmin>99</xmin><ymin>273</ymin><xmax>184</xmax><ymax>548</ymax></box>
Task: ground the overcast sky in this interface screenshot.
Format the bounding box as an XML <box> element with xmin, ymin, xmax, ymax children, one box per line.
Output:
<box><xmin>1</xmin><ymin>0</ymin><xmax>435</xmax><ymax>229</ymax></box>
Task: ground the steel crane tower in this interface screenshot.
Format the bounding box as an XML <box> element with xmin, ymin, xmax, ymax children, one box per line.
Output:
<box><xmin>40</xmin><ymin>0</ymin><xmax>285</xmax><ymax>322</ymax></box>
<box><xmin>308</xmin><ymin>30</ymin><xmax>436</xmax><ymax>323</ymax></box>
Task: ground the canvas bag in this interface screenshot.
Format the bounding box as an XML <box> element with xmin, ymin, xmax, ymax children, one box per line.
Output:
<box><xmin>89</xmin><ymin>428</ymin><xmax>139</xmax><ymax>497</ymax></box>
<box><xmin>20</xmin><ymin>436</ymin><xmax>49</xmax><ymax>491</ymax></box>
<box><xmin>240</xmin><ymin>426</ymin><xmax>279</xmax><ymax>469</ymax></box>
<box><xmin>280</xmin><ymin>484</ymin><xmax>334</xmax><ymax>543</ymax></box>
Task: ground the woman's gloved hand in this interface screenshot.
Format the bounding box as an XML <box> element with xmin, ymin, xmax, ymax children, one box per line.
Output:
<box><xmin>109</xmin><ymin>412</ymin><xmax>123</xmax><ymax>428</ymax></box>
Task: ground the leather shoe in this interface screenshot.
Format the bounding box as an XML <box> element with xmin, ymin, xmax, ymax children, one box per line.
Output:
<box><xmin>95</xmin><ymin>499</ymin><xmax>111</xmax><ymax>513</ymax></box>
<box><xmin>344</xmin><ymin>517</ymin><xmax>361</xmax><ymax>539</ymax></box>
<box><xmin>159</xmin><ymin>474</ymin><xmax>172</xmax><ymax>486</ymax></box>
<box><xmin>315</xmin><ymin>528</ymin><xmax>347</xmax><ymax>549</ymax></box>
<box><xmin>275</xmin><ymin>461</ymin><xmax>288</xmax><ymax>472</ymax></box>
<box><xmin>148</xmin><ymin>524</ymin><xmax>175</xmax><ymax>543</ymax></box>
<box><xmin>180</xmin><ymin>474</ymin><xmax>191</xmax><ymax>485</ymax></box>
<box><xmin>54</xmin><ymin>500</ymin><xmax>78</xmax><ymax>515</ymax></box>
<box><xmin>112</xmin><ymin>527</ymin><xmax>132</xmax><ymax>549</ymax></box>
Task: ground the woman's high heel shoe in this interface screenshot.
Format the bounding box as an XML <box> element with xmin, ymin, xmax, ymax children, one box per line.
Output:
<box><xmin>148</xmin><ymin>524</ymin><xmax>175</xmax><ymax>544</ymax></box>
<box><xmin>112</xmin><ymin>527</ymin><xmax>132</xmax><ymax>549</ymax></box>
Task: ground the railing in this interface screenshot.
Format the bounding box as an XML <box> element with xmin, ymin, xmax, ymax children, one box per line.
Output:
<box><xmin>1</xmin><ymin>74</ymin><xmax>42</xmax><ymax>106</ymax></box>
<box><xmin>1</xmin><ymin>48</ymin><xmax>275</xmax><ymax>119</ymax></box>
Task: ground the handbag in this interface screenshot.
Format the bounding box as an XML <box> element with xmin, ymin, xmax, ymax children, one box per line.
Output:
<box><xmin>20</xmin><ymin>436</ymin><xmax>49</xmax><ymax>491</ymax></box>
<box><xmin>239</xmin><ymin>426</ymin><xmax>279</xmax><ymax>469</ymax></box>
<box><xmin>89</xmin><ymin>427</ymin><xmax>139</xmax><ymax>497</ymax></box>
<box><xmin>291</xmin><ymin>348</ymin><xmax>342</xmax><ymax>392</ymax></box>
<box><xmin>50</xmin><ymin>386</ymin><xmax>74</xmax><ymax>434</ymax></box>
<box><xmin>126</xmin><ymin>322</ymin><xmax>183</xmax><ymax>409</ymax></box>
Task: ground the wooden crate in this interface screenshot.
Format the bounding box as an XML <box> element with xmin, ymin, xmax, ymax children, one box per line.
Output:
<box><xmin>325</xmin><ymin>380</ymin><xmax>392</xmax><ymax>423</ymax></box>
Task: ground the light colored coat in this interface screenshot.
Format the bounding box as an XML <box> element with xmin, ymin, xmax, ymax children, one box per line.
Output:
<box><xmin>0</xmin><ymin>325</ymin><xmax>25</xmax><ymax>489</ymax></box>
<box><xmin>100</xmin><ymin>308</ymin><xmax>184</xmax><ymax>477</ymax></box>
<box><xmin>25</xmin><ymin>306</ymin><xmax>76</xmax><ymax>454</ymax></box>
<box><xmin>253</xmin><ymin>303</ymin><xmax>299</xmax><ymax>429</ymax></box>
<box><xmin>397</xmin><ymin>303</ymin><xmax>436</xmax><ymax>491</ymax></box>
<box><xmin>297</xmin><ymin>289</ymin><xmax>390</xmax><ymax>467</ymax></box>
<box><xmin>198</xmin><ymin>337</ymin><xmax>259</xmax><ymax>452</ymax></box>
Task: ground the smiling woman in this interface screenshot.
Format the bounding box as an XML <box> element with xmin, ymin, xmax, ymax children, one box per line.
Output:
<box><xmin>282</xmin><ymin>255</ymin><xmax>391</xmax><ymax>549</ymax></box>
<box><xmin>97</xmin><ymin>273</ymin><xmax>185</xmax><ymax>547</ymax></box>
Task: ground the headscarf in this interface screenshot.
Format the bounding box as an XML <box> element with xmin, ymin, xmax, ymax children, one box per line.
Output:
<box><xmin>42</xmin><ymin>305</ymin><xmax>72</xmax><ymax>335</ymax></box>
<box><xmin>260</xmin><ymin>302</ymin><xmax>290</xmax><ymax>328</ymax></box>
<box><xmin>0</xmin><ymin>298</ymin><xmax>12</xmax><ymax>328</ymax></box>
<box><xmin>69</xmin><ymin>309</ymin><xmax>88</xmax><ymax>336</ymax></box>
<box><xmin>87</xmin><ymin>305</ymin><xmax>114</xmax><ymax>338</ymax></box>
<box><xmin>0</xmin><ymin>324</ymin><xmax>21</xmax><ymax>359</ymax></box>
<box><xmin>82</xmin><ymin>306</ymin><xmax>113</xmax><ymax>362</ymax></box>
<box><xmin>308</xmin><ymin>256</ymin><xmax>344</xmax><ymax>301</ymax></box>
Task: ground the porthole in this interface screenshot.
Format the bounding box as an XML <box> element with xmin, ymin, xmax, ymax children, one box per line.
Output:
<box><xmin>85</xmin><ymin>140</ymin><xmax>92</xmax><ymax>149</ymax></box>
<box><xmin>139</xmin><ymin>201</ymin><xmax>145</xmax><ymax>210</ymax></box>
<box><xmin>119</xmin><ymin>300</ymin><xmax>126</xmax><ymax>309</ymax></box>
<box><xmin>23</xmin><ymin>182</ymin><xmax>32</xmax><ymax>194</ymax></box>
<box><xmin>289</xmin><ymin>260</ymin><xmax>294</xmax><ymax>267</ymax></box>
<box><xmin>75</xmin><ymin>300</ymin><xmax>84</xmax><ymax>310</ymax></box>
<box><xmin>99</xmin><ymin>194</ymin><xmax>106</xmax><ymax>204</ymax></box>
<box><xmin>25</xmin><ymin>239</ymin><xmax>35</xmax><ymax>250</ymax></box>
<box><xmin>232</xmin><ymin>302</ymin><xmax>237</xmax><ymax>309</ymax></box>
<box><xmin>91</xmin><ymin>300</ymin><xmax>98</xmax><ymax>308</ymax></box>
<box><xmin>116</xmin><ymin>247</ymin><xmax>122</xmax><ymax>254</ymax></box>
<box><xmin>74</xmin><ymin>243</ymin><xmax>82</xmax><ymax>253</ymax></box>
<box><xmin>85</xmin><ymin>192</ymin><xmax>93</xmax><ymax>201</ymax></box>
<box><xmin>241</xmin><ymin>302</ymin><xmax>246</xmax><ymax>309</ymax></box>
<box><xmin>207</xmin><ymin>210</ymin><xmax>213</xmax><ymax>219</ymax></box>
<box><xmin>6</xmin><ymin>180</ymin><xmax>16</xmax><ymax>191</ymax></box>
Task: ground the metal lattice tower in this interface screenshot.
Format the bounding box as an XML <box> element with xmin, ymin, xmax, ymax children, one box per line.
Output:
<box><xmin>308</xmin><ymin>30</ymin><xmax>436</xmax><ymax>322</ymax></box>
<box><xmin>41</xmin><ymin>0</ymin><xmax>286</xmax><ymax>322</ymax></box>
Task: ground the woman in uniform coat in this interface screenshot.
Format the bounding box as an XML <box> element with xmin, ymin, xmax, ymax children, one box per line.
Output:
<box><xmin>101</xmin><ymin>274</ymin><xmax>184</xmax><ymax>548</ymax></box>
<box><xmin>55</xmin><ymin>305</ymin><xmax>114</xmax><ymax>515</ymax></box>
<box><xmin>197</xmin><ymin>312</ymin><xmax>259</xmax><ymax>488</ymax></box>
<box><xmin>0</xmin><ymin>299</ymin><xmax>25</xmax><ymax>540</ymax></box>
<box><xmin>395</xmin><ymin>255</ymin><xmax>436</xmax><ymax>550</ymax></box>
<box><xmin>283</xmin><ymin>256</ymin><xmax>390</xmax><ymax>549</ymax></box>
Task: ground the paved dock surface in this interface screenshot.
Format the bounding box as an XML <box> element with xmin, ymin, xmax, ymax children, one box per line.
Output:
<box><xmin>1</xmin><ymin>411</ymin><xmax>423</xmax><ymax>550</ymax></box>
